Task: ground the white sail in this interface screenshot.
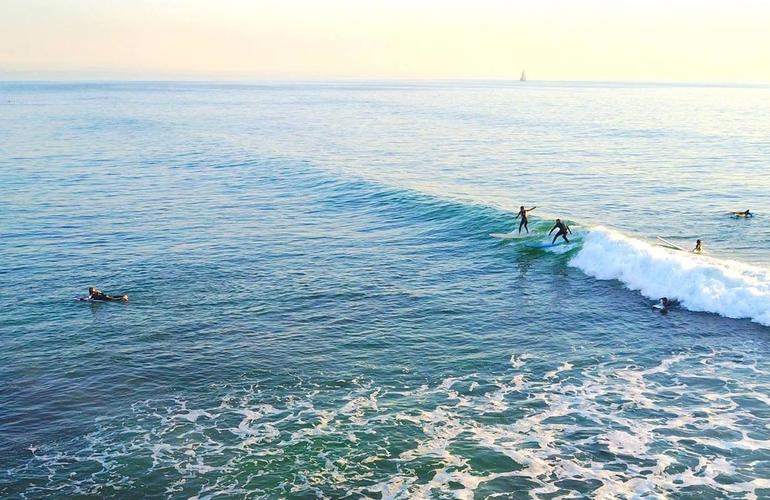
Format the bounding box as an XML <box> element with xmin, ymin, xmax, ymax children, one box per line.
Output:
<box><xmin>520</xmin><ymin>69</ymin><xmax>526</xmax><ymax>82</ymax></box>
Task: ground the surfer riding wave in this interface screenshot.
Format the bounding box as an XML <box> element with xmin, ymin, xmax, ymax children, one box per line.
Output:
<box><xmin>549</xmin><ymin>219</ymin><xmax>572</xmax><ymax>244</ymax></box>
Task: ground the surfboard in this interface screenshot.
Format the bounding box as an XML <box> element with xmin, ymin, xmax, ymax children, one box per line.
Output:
<box><xmin>656</xmin><ymin>236</ymin><xmax>685</xmax><ymax>252</ymax></box>
<box><xmin>490</xmin><ymin>232</ymin><xmax>526</xmax><ymax>239</ymax></box>
<box><xmin>525</xmin><ymin>242</ymin><xmax>566</xmax><ymax>249</ymax></box>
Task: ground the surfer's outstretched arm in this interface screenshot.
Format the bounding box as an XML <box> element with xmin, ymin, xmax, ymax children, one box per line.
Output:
<box><xmin>549</xmin><ymin>224</ymin><xmax>557</xmax><ymax>235</ymax></box>
<box><xmin>527</xmin><ymin>206</ymin><xmax>536</xmax><ymax>212</ymax></box>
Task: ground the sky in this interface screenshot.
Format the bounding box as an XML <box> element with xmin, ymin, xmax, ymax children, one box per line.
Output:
<box><xmin>1</xmin><ymin>0</ymin><xmax>769</xmax><ymax>82</ymax></box>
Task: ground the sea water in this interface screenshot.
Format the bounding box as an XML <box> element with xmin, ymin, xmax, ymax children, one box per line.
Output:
<box><xmin>1</xmin><ymin>81</ymin><xmax>770</xmax><ymax>498</ymax></box>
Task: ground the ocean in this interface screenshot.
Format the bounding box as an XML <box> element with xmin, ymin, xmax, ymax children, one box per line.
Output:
<box><xmin>2</xmin><ymin>81</ymin><xmax>770</xmax><ymax>498</ymax></box>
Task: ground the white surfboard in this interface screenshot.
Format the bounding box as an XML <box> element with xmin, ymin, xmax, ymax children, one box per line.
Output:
<box><xmin>525</xmin><ymin>242</ymin><xmax>568</xmax><ymax>249</ymax></box>
<box><xmin>490</xmin><ymin>232</ymin><xmax>527</xmax><ymax>240</ymax></box>
<box><xmin>656</xmin><ymin>236</ymin><xmax>685</xmax><ymax>252</ymax></box>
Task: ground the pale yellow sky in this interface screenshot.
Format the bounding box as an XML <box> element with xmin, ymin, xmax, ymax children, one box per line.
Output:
<box><xmin>1</xmin><ymin>0</ymin><xmax>769</xmax><ymax>82</ymax></box>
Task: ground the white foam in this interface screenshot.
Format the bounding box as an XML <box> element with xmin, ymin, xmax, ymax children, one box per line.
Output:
<box><xmin>20</xmin><ymin>350</ymin><xmax>770</xmax><ymax>498</ymax></box>
<box><xmin>510</xmin><ymin>353</ymin><xmax>531</xmax><ymax>369</ymax></box>
<box><xmin>544</xmin><ymin>362</ymin><xmax>573</xmax><ymax>380</ymax></box>
<box><xmin>571</xmin><ymin>226</ymin><xmax>770</xmax><ymax>326</ymax></box>
<box><xmin>601</xmin><ymin>429</ymin><xmax>650</xmax><ymax>456</ymax></box>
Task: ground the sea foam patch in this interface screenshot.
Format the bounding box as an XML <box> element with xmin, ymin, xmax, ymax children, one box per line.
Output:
<box><xmin>571</xmin><ymin>226</ymin><xmax>770</xmax><ymax>326</ymax></box>
<box><xmin>14</xmin><ymin>349</ymin><xmax>770</xmax><ymax>499</ymax></box>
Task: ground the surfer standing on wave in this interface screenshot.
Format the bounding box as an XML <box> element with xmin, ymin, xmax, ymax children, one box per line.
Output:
<box><xmin>549</xmin><ymin>218</ymin><xmax>571</xmax><ymax>244</ymax></box>
<box><xmin>514</xmin><ymin>206</ymin><xmax>536</xmax><ymax>234</ymax></box>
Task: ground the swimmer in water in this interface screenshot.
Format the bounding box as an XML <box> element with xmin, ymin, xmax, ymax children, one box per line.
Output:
<box><xmin>731</xmin><ymin>209</ymin><xmax>752</xmax><ymax>217</ymax></box>
<box><xmin>652</xmin><ymin>297</ymin><xmax>677</xmax><ymax>312</ymax></box>
<box><xmin>549</xmin><ymin>218</ymin><xmax>572</xmax><ymax>244</ymax></box>
<box><xmin>87</xmin><ymin>287</ymin><xmax>128</xmax><ymax>302</ymax></box>
<box><xmin>514</xmin><ymin>206</ymin><xmax>536</xmax><ymax>234</ymax></box>
<box><xmin>655</xmin><ymin>297</ymin><xmax>673</xmax><ymax>311</ymax></box>
<box><xmin>693</xmin><ymin>239</ymin><xmax>703</xmax><ymax>253</ymax></box>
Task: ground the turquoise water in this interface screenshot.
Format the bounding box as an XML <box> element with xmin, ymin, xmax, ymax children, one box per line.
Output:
<box><xmin>2</xmin><ymin>81</ymin><xmax>770</xmax><ymax>498</ymax></box>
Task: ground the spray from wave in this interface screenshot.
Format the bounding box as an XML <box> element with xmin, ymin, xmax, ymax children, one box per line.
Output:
<box><xmin>570</xmin><ymin>226</ymin><xmax>770</xmax><ymax>326</ymax></box>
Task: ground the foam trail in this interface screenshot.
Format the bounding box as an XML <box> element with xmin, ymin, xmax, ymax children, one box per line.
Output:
<box><xmin>571</xmin><ymin>226</ymin><xmax>770</xmax><ymax>326</ymax></box>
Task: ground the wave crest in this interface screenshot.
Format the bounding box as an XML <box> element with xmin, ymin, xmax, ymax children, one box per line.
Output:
<box><xmin>571</xmin><ymin>226</ymin><xmax>770</xmax><ymax>326</ymax></box>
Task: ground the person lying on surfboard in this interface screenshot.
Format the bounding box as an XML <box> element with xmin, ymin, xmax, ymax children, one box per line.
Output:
<box><xmin>731</xmin><ymin>209</ymin><xmax>752</xmax><ymax>217</ymax></box>
<box><xmin>549</xmin><ymin>219</ymin><xmax>571</xmax><ymax>244</ymax></box>
<box><xmin>693</xmin><ymin>239</ymin><xmax>703</xmax><ymax>253</ymax></box>
<box><xmin>86</xmin><ymin>287</ymin><xmax>128</xmax><ymax>302</ymax></box>
<box><xmin>514</xmin><ymin>206</ymin><xmax>536</xmax><ymax>234</ymax></box>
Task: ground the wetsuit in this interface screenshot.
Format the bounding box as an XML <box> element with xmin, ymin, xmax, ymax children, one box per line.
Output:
<box><xmin>516</xmin><ymin>208</ymin><xmax>530</xmax><ymax>233</ymax></box>
<box><xmin>515</xmin><ymin>207</ymin><xmax>536</xmax><ymax>234</ymax></box>
<box><xmin>89</xmin><ymin>290</ymin><xmax>123</xmax><ymax>302</ymax></box>
<box><xmin>549</xmin><ymin>221</ymin><xmax>571</xmax><ymax>244</ymax></box>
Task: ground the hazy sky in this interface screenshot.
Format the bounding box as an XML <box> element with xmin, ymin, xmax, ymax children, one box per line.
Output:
<box><xmin>2</xmin><ymin>0</ymin><xmax>769</xmax><ymax>81</ymax></box>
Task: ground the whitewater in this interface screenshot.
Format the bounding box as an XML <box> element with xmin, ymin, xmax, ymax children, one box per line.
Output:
<box><xmin>572</xmin><ymin>226</ymin><xmax>770</xmax><ymax>326</ymax></box>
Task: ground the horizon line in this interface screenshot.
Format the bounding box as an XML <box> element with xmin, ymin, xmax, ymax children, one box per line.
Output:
<box><xmin>2</xmin><ymin>77</ymin><xmax>770</xmax><ymax>88</ymax></box>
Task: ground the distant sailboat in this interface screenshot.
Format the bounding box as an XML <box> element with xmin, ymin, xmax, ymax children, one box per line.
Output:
<box><xmin>520</xmin><ymin>69</ymin><xmax>526</xmax><ymax>82</ymax></box>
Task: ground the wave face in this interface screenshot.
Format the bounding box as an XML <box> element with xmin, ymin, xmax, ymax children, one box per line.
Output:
<box><xmin>571</xmin><ymin>226</ymin><xmax>770</xmax><ymax>326</ymax></box>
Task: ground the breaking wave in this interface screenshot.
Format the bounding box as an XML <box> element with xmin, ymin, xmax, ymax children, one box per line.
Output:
<box><xmin>571</xmin><ymin>226</ymin><xmax>770</xmax><ymax>326</ymax></box>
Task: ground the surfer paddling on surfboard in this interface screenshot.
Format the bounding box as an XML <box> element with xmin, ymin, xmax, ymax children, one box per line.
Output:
<box><xmin>731</xmin><ymin>209</ymin><xmax>752</xmax><ymax>217</ymax></box>
<box><xmin>514</xmin><ymin>206</ymin><xmax>536</xmax><ymax>234</ymax></box>
<box><xmin>84</xmin><ymin>287</ymin><xmax>128</xmax><ymax>302</ymax></box>
<box><xmin>549</xmin><ymin>219</ymin><xmax>571</xmax><ymax>244</ymax></box>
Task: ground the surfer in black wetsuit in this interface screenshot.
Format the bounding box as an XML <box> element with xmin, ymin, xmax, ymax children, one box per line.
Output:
<box><xmin>549</xmin><ymin>219</ymin><xmax>571</xmax><ymax>244</ymax></box>
<box><xmin>732</xmin><ymin>209</ymin><xmax>752</xmax><ymax>217</ymax></box>
<box><xmin>514</xmin><ymin>206</ymin><xmax>536</xmax><ymax>234</ymax></box>
<box><xmin>87</xmin><ymin>287</ymin><xmax>128</xmax><ymax>302</ymax></box>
